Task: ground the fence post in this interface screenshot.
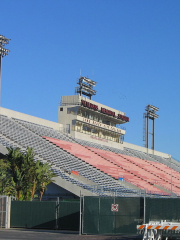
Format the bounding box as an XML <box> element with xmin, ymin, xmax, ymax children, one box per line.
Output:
<box><xmin>143</xmin><ymin>190</ymin><xmax>146</xmax><ymax>224</ymax></box>
<box><xmin>79</xmin><ymin>191</ymin><xmax>82</xmax><ymax>235</ymax></box>
<box><xmin>98</xmin><ymin>196</ymin><xmax>100</xmax><ymax>234</ymax></box>
<box><xmin>55</xmin><ymin>197</ymin><xmax>59</xmax><ymax>230</ymax></box>
<box><xmin>6</xmin><ymin>196</ymin><xmax>11</xmax><ymax>229</ymax></box>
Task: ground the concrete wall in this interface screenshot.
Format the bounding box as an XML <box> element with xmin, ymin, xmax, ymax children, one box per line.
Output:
<box><xmin>0</xmin><ymin>143</ymin><xmax>8</xmax><ymax>155</ymax></box>
<box><xmin>58</xmin><ymin>105</ymin><xmax>75</xmax><ymax>132</ymax></box>
<box><xmin>53</xmin><ymin>176</ymin><xmax>97</xmax><ymax>197</ymax></box>
<box><xmin>0</xmin><ymin>107</ymin><xmax>63</xmax><ymax>131</ymax></box>
<box><xmin>44</xmin><ymin>182</ymin><xmax>78</xmax><ymax>199</ymax></box>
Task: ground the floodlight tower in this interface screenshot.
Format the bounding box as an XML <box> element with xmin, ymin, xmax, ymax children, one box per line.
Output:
<box><xmin>75</xmin><ymin>76</ymin><xmax>97</xmax><ymax>100</ymax></box>
<box><xmin>0</xmin><ymin>35</ymin><xmax>10</xmax><ymax>107</ymax></box>
<box><xmin>143</xmin><ymin>104</ymin><xmax>159</xmax><ymax>151</ymax></box>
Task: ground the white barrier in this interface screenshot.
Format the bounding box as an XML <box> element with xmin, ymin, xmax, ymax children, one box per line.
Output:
<box><xmin>137</xmin><ymin>220</ymin><xmax>180</xmax><ymax>240</ymax></box>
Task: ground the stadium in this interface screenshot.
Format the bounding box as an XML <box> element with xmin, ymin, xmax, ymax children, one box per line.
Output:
<box><xmin>1</xmin><ymin>35</ymin><xmax>180</xmax><ymax>238</ymax></box>
<box><xmin>0</xmin><ymin>76</ymin><xmax>178</xmax><ymax>199</ymax></box>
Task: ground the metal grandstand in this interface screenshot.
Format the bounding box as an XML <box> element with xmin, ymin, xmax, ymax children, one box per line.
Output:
<box><xmin>0</xmin><ymin>114</ymin><xmax>179</xmax><ymax>198</ymax></box>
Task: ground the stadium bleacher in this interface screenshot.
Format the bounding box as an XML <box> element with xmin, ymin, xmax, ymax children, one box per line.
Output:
<box><xmin>0</xmin><ymin>115</ymin><xmax>141</xmax><ymax>197</ymax></box>
<box><xmin>44</xmin><ymin>137</ymin><xmax>180</xmax><ymax>195</ymax></box>
<box><xmin>0</xmin><ymin>115</ymin><xmax>179</xmax><ymax>197</ymax></box>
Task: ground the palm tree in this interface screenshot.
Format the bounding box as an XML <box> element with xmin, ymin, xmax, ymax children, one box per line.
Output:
<box><xmin>0</xmin><ymin>159</ymin><xmax>16</xmax><ymax>196</ymax></box>
<box><xmin>22</xmin><ymin>147</ymin><xmax>37</xmax><ymax>200</ymax></box>
<box><xmin>22</xmin><ymin>148</ymin><xmax>56</xmax><ymax>200</ymax></box>
<box><xmin>36</xmin><ymin>162</ymin><xmax>56</xmax><ymax>201</ymax></box>
<box><xmin>5</xmin><ymin>146</ymin><xmax>56</xmax><ymax>201</ymax></box>
<box><xmin>6</xmin><ymin>147</ymin><xmax>25</xmax><ymax>200</ymax></box>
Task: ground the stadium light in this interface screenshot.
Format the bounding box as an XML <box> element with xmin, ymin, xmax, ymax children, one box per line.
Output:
<box><xmin>76</xmin><ymin>76</ymin><xmax>97</xmax><ymax>99</ymax></box>
<box><xmin>144</xmin><ymin>104</ymin><xmax>159</xmax><ymax>151</ymax></box>
<box><xmin>79</xmin><ymin>76</ymin><xmax>96</xmax><ymax>86</ymax></box>
<box><xmin>147</xmin><ymin>105</ymin><xmax>159</xmax><ymax>112</ymax></box>
<box><xmin>0</xmin><ymin>35</ymin><xmax>10</xmax><ymax>107</ymax></box>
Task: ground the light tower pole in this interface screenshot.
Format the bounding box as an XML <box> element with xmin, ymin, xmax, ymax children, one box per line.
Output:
<box><xmin>0</xmin><ymin>35</ymin><xmax>10</xmax><ymax>107</ymax></box>
<box><xmin>143</xmin><ymin>104</ymin><xmax>159</xmax><ymax>152</ymax></box>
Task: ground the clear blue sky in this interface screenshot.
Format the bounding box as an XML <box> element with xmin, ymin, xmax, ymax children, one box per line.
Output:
<box><xmin>1</xmin><ymin>0</ymin><xmax>180</xmax><ymax>160</ymax></box>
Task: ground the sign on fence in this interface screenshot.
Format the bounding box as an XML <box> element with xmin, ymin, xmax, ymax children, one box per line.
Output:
<box><xmin>111</xmin><ymin>204</ymin><xmax>119</xmax><ymax>212</ymax></box>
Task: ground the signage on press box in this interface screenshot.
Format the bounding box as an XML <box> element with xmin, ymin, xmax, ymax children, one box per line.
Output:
<box><xmin>81</xmin><ymin>100</ymin><xmax>98</xmax><ymax>111</ymax></box>
<box><xmin>101</xmin><ymin>107</ymin><xmax>115</xmax><ymax>117</ymax></box>
<box><xmin>118</xmin><ymin>114</ymin><xmax>129</xmax><ymax>122</ymax></box>
<box><xmin>81</xmin><ymin>100</ymin><xmax>129</xmax><ymax>122</ymax></box>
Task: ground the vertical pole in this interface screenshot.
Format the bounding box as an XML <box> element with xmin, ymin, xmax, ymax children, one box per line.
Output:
<box><xmin>79</xmin><ymin>191</ymin><xmax>82</xmax><ymax>235</ymax></box>
<box><xmin>146</xmin><ymin>114</ymin><xmax>149</xmax><ymax>150</ymax></box>
<box><xmin>143</xmin><ymin>190</ymin><xmax>146</xmax><ymax>224</ymax></box>
<box><xmin>152</xmin><ymin>118</ymin><xmax>155</xmax><ymax>151</ymax></box>
<box><xmin>7</xmin><ymin>196</ymin><xmax>11</xmax><ymax>229</ymax></box>
<box><xmin>5</xmin><ymin>196</ymin><xmax>8</xmax><ymax>228</ymax></box>
<box><xmin>170</xmin><ymin>156</ymin><xmax>172</xmax><ymax>196</ymax></box>
<box><xmin>0</xmin><ymin>197</ymin><xmax>4</xmax><ymax>228</ymax></box>
<box><xmin>55</xmin><ymin>197</ymin><xmax>59</xmax><ymax>230</ymax></box>
<box><xmin>114</xmin><ymin>195</ymin><xmax>116</xmax><ymax>234</ymax></box>
<box><xmin>98</xmin><ymin>196</ymin><xmax>100</xmax><ymax>233</ymax></box>
<box><xmin>0</xmin><ymin>55</ymin><xmax>2</xmax><ymax>108</ymax></box>
<box><xmin>5</xmin><ymin>196</ymin><xmax>11</xmax><ymax>229</ymax></box>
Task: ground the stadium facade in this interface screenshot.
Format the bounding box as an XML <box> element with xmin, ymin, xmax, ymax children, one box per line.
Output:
<box><xmin>0</xmin><ymin>77</ymin><xmax>179</xmax><ymax>200</ymax></box>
